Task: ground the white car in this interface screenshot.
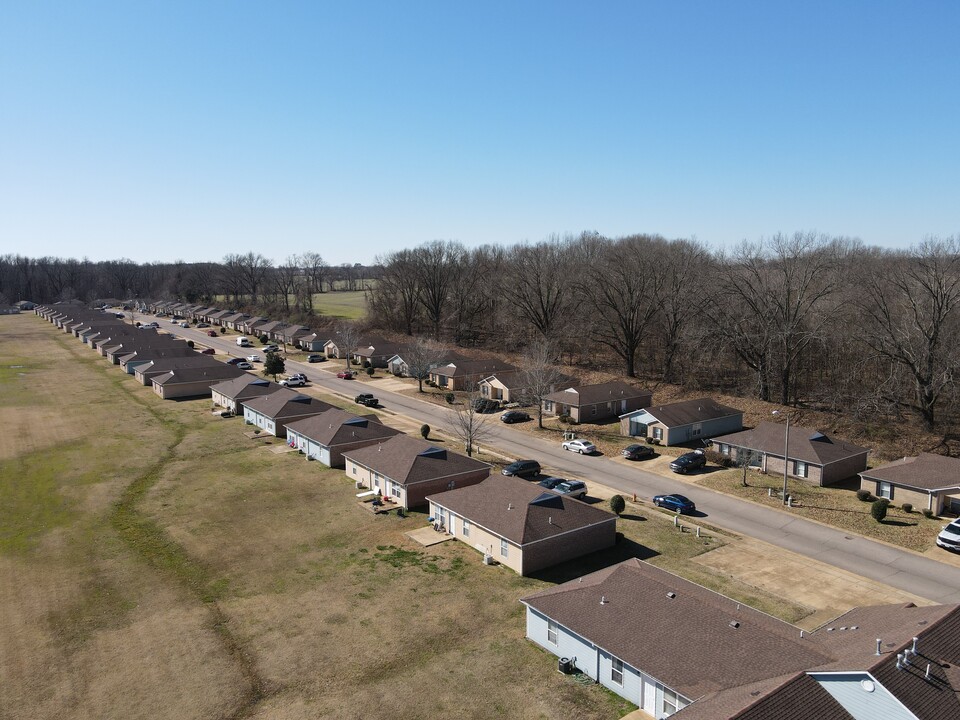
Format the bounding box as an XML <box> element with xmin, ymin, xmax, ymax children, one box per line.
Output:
<box><xmin>279</xmin><ymin>376</ymin><xmax>306</xmax><ymax>387</ymax></box>
<box><xmin>937</xmin><ymin>519</ymin><xmax>960</xmax><ymax>552</ymax></box>
<box><xmin>562</xmin><ymin>439</ymin><xmax>597</xmax><ymax>455</ymax></box>
<box><xmin>235</xmin><ymin>361</ymin><xmax>253</xmax><ymax>370</ymax></box>
<box><xmin>246</xmin><ymin>355</ymin><xmax>262</xmax><ymax>363</ymax></box>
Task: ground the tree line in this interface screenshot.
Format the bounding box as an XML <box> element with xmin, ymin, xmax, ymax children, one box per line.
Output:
<box><xmin>367</xmin><ymin>234</ymin><xmax>960</xmax><ymax>432</ymax></box>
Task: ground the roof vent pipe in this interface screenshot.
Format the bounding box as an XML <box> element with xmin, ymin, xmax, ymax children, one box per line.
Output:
<box><xmin>926</xmin><ymin>663</ymin><xmax>932</xmax><ymax>679</ymax></box>
<box><xmin>912</xmin><ymin>637</ymin><xmax>919</xmax><ymax>654</ymax></box>
<box><xmin>548</xmin><ymin>517</ymin><xmax>553</xmax><ymax>524</ymax></box>
<box><xmin>876</xmin><ymin>639</ymin><xmax>882</xmax><ymax>656</ymax></box>
<box><xmin>800</xmin><ymin>630</ymin><xmax>804</xmax><ymax>639</ymax></box>
<box><xmin>600</xmin><ymin>596</ymin><xmax>607</xmax><ymax>605</ymax></box>
<box><xmin>896</xmin><ymin>653</ymin><xmax>904</xmax><ymax>670</ymax></box>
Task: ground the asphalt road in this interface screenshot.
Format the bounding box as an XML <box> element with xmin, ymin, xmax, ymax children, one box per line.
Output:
<box><xmin>166</xmin><ymin>321</ymin><xmax>960</xmax><ymax>604</ymax></box>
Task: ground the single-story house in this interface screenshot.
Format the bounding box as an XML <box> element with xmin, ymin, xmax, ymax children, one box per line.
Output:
<box><xmin>256</xmin><ymin>320</ymin><xmax>288</xmax><ymax>341</ymax></box>
<box><xmin>859</xmin><ymin>453</ymin><xmax>960</xmax><ymax>516</ymax></box>
<box><xmin>323</xmin><ymin>337</ymin><xmax>344</xmax><ymax>358</ymax></box>
<box><xmin>207</xmin><ymin>309</ymin><xmax>232</xmax><ymax>325</ymax></box>
<box><xmin>103</xmin><ymin>338</ymin><xmax>189</xmax><ymax>365</ymax></box>
<box><xmin>151</xmin><ymin>365</ymin><xmax>248</xmax><ymax>400</ymax></box>
<box><xmin>342</xmin><ymin>435</ymin><xmax>491</xmax><ymax>509</ymax></box>
<box><xmin>239</xmin><ymin>316</ymin><xmax>270</xmax><ymax>335</ymax></box>
<box><xmin>428</xmin><ymin>359</ymin><xmax>518</xmax><ymax>391</ymax></box>
<box><xmin>298</xmin><ymin>333</ymin><xmax>328</xmax><ymax>352</ymax></box>
<box><xmin>242</xmin><ymin>390</ymin><xmax>334</xmax><ymax>436</ymax></box>
<box><xmin>285</xmin><ymin>408</ymin><xmax>403</xmax><ymax>467</ymax></box>
<box><xmin>352</xmin><ymin>339</ymin><xmax>405</xmax><ymax>369</ymax></box>
<box><xmin>210</xmin><ymin>375</ymin><xmax>281</xmax><ymax>413</ymax></box>
<box><xmin>711</xmin><ymin>421</ymin><xmax>870</xmax><ymax>486</ymax></box>
<box><xmin>522</xmin><ymin>558</ymin><xmax>960</xmax><ymax>719</ymax></box>
<box><xmin>386</xmin><ymin>349</ymin><xmax>462</xmax><ymax>378</ymax></box>
<box><xmin>619</xmin><ymin>398</ymin><xmax>744</xmax><ymax>446</ymax></box>
<box><xmin>542</xmin><ymin>381</ymin><xmax>652</xmax><ymax>424</ymax></box>
<box><xmin>118</xmin><ymin>346</ymin><xmax>197</xmax><ymax>374</ymax></box>
<box><xmin>280</xmin><ymin>324</ymin><xmax>312</xmax><ymax>346</ymax></box>
<box><xmin>476</xmin><ymin>371</ymin><xmax>526</xmax><ymax>404</ymax></box>
<box><xmin>221</xmin><ymin>313</ymin><xmax>251</xmax><ymax>331</ymax></box>
<box><xmin>15</xmin><ymin>300</ymin><xmax>35</xmax><ymax>310</ymax></box>
<box><xmin>427</xmin><ymin>475</ymin><xmax>617</xmax><ymax>575</ymax></box>
<box><xmin>132</xmin><ymin>355</ymin><xmax>218</xmax><ymax>385</ymax></box>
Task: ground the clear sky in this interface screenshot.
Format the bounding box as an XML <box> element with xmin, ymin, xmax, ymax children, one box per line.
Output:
<box><xmin>1</xmin><ymin>1</ymin><xmax>957</xmax><ymax>266</ymax></box>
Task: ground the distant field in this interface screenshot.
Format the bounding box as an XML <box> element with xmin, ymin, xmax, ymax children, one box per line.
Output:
<box><xmin>313</xmin><ymin>289</ymin><xmax>368</xmax><ymax>320</ymax></box>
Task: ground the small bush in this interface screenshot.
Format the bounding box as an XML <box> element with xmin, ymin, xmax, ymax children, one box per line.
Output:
<box><xmin>420</xmin><ymin>424</ymin><xmax>430</xmax><ymax>439</ymax></box>
<box><xmin>922</xmin><ymin>508</ymin><xmax>934</xmax><ymax>518</ymax></box>
<box><xmin>366</xmin><ymin>367</ymin><xmax>374</xmax><ymax>376</ymax></box>
<box><xmin>259</xmin><ymin>334</ymin><xmax>269</xmax><ymax>344</ymax></box>
<box><xmin>871</xmin><ymin>498</ymin><xmax>889</xmax><ymax>522</ymax></box>
<box><xmin>186</xmin><ymin>340</ymin><xmax>194</xmax><ymax>348</ymax></box>
<box><xmin>704</xmin><ymin>450</ymin><xmax>732</xmax><ymax>468</ymax></box>
<box><xmin>609</xmin><ymin>495</ymin><xmax>626</xmax><ymax>516</ymax></box>
<box><xmin>856</xmin><ymin>489</ymin><xmax>874</xmax><ymax>502</ymax></box>
<box><xmin>649</xmin><ymin>438</ymin><xmax>661</xmax><ymax>446</ymax></box>
<box><xmin>444</xmin><ymin>392</ymin><xmax>455</xmax><ymax>404</ymax></box>
<box><xmin>363</xmin><ymin>360</ymin><xmax>371</xmax><ymax>368</ymax></box>
<box><xmin>558</xmin><ymin>414</ymin><xmax>573</xmax><ymax>424</ymax></box>
<box><xmin>900</xmin><ymin>503</ymin><xmax>913</xmax><ymax>513</ymax></box>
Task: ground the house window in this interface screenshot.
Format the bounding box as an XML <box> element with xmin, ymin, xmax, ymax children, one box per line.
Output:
<box><xmin>717</xmin><ymin>443</ymin><xmax>730</xmax><ymax>456</ymax></box>
<box><xmin>591</xmin><ymin>406</ymin><xmax>597</xmax><ymax>416</ymax></box>
<box><xmin>390</xmin><ymin>483</ymin><xmax>401</xmax><ymax>499</ymax></box>
<box><xmin>547</xmin><ymin>620</ymin><xmax>558</xmax><ymax>645</ymax></box>
<box><xmin>662</xmin><ymin>687</ymin><xmax>681</xmax><ymax>716</ymax></box>
<box><xmin>352</xmin><ymin>466</ymin><xmax>357</xmax><ymax>475</ymax></box>
<box><xmin>793</xmin><ymin>460</ymin><xmax>808</xmax><ymax>478</ymax></box>
<box><xmin>500</xmin><ymin>538</ymin><xmax>508</xmax><ymax>558</ymax></box>
<box><xmin>652</xmin><ymin>426</ymin><xmax>663</xmax><ymax>440</ymax></box>
<box><xmin>462</xmin><ymin>519</ymin><xmax>470</xmax><ymax>537</ymax></box>
<box><xmin>611</xmin><ymin>657</ymin><xmax>623</xmax><ymax>685</ymax></box>
<box><xmin>690</xmin><ymin>423</ymin><xmax>702</xmax><ymax>437</ymax></box>
<box><xmin>544</xmin><ymin>401</ymin><xmax>553</xmax><ymax>412</ymax></box>
<box><xmin>878</xmin><ymin>481</ymin><xmax>893</xmax><ymax>499</ymax></box>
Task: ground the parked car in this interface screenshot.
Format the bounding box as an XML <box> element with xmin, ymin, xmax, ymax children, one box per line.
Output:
<box><xmin>562</xmin><ymin>438</ymin><xmax>597</xmax><ymax>455</ymax></box>
<box><xmin>279</xmin><ymin>376</ymin><xmax>306</xmax><ymax>387</ymax></box>
<box><xmin>207</xmin><ymin>330</ymin><xmax>218</xmax><ymax>337</ymax></box>
<box><xmin>501</xmin><ymin>460</ymin><xmax>541</xmax><ymax>478</ymax></box>
<box><xmin>937</xmin><ymin>519</ymin><xmax>960</xmax><ymax>552</ymax></box>
<box><xmin>263</xmin><ymin>344</ymin><xmax>280</xmax><ymax>353</ymax></box>
<box><xmin>306</xmin><ymin>354</ymin><xmax>326</xmax><ymax>363</ymax></box>
<box><xmin>246</xmin><ymin>355</ymin><xmax>262</xmax><ymax>363</ymax></box>
<box><xmin>225</xmin><ymin>357</ymin><xmax>244</xmax><ymax>366</ymax></box>
<box><xmin>235</xmin><ymin>361</ymin><xmax>253</xmax><ymax>370</ymax></box>
<box><xmin>622</xmin><ymin>443</ymin><xmax>656</xmax><ymax>460</ymax></box>
<box><xmin>197</xmin><ymin>322</ymin><xmax>210</xmax><ymax>328</ymax></box>
<box><xmin>537</xmin><ymin>477</ymin><xmax>566</xmax><ymax>490</ymax></box>
<box><xmin>355</xmin><ymin>393</ymin><xmax>374</xmax><ymax>404</ymax></box>
<box><xmin>652</xmin><ymin>493</ymin><xmax>697</xmax><ymax>514</ymax></box>
<box><xmin>178</xmin><ymin>321</ymin><xmax>190</xmax><ymax>328</ymax></box>
<box><xmin>473</xmin><ymin>398</ymin><xmax>499</xmax><ymax>413</ymax></box>
<box><xmin>336</xmin><ymin>370</ymin><xmax>354</xmax><ymax>379</ymax></box>
<box><xmin>555</xmin><ymin>480</ymin><xmax>588</xmax><ymax>499</ymax></box>
<box><xmin>500</xmin><ymin>410</ymin><xmax>530</xmax><ymax>424</ymax></box>
<box><xmin>670</xmin><ymin>451</ymin><xmax>707</xmax><ymax>474</ymax></box>
<box><xmin>200</xmin><ymin>348</ymin><xmax>216</xmax><ymax>355</ymax></box>
<box><xmin>358</xmin><ymin>396</ymin><xmax>379</xmax><ymax>408</ymax></box>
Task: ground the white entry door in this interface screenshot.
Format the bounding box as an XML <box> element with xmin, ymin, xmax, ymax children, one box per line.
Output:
<box><xmin>640</xmin><ymin>674</ymin><xmax>656</xmax><ymax>714</ymax></box>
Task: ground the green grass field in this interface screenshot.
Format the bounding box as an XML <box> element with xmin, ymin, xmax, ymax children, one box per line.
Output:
<box><xmin>312</xmin><ymin>290</ymin><xmax>368</xmax><ymax>320</ymax></box>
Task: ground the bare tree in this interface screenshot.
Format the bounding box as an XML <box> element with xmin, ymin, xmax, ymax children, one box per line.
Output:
<box><xmin>448</xmin><ymin>387</ymin><xmax>494</xmax><ymax>457</ymax></box>
<box><xmin>414</xmin><ymin>240</ymin><xmax>464</xmax><ymax>338</ymax></box>
<box><xmin>520</xmin><ymin>340</ymin><xmax>567</xmax><ymax>428</ymax></box>
<box><xmin>404</xmin><ymin>335</ymin><xmax>449</xmax><ymax>392</ymax></box>
<box><xmin>368</xmin><ymin>249</ymin><xmax>420</xmax><ymax>335</ymax></box>
<box><xmin>502</xmin><ymin>237</ymin><xmax>572</xmax><ymax>339</ymax></box>
<box><xmin>332</xmin><ymin>321</ymin><xmax>363</xmax><ymax>370</ymax></box>
<box><xmin>657</xmin><ymin>238</ymin><xmax>710</xmax><ymax>384</ymax></box>
<box><xmin>857</xmin><ymin>237</ymin><xmax>960</xmax><ymax>430</ymax></box>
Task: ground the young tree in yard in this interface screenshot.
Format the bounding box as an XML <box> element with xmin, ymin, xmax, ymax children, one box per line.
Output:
<box><xmin>332</xmin><ymin>322</ymin><xmax>362</xmax><ymax>370</ymax></box>
<box><xmin>448</xmin><ymin>388</ymin><xmax>493</xmax><ymax>457</ymax></box>
<box><xmin>264</xmin><ymin>352</ymin><xmax>285</xmax><ymax>380</ymax></box>
<box><xmin>405</xmin><ymin>336</ymin><xmax>448</xmax><ymax>392</ymax></box>
<box><xmin>609</xmin><ymin>495</ymin><xmax>626</xmax><ymax>516</ymax></box>
<box><xmin>520</xmin><ymin>340</ymin><xmax>566</xmax><ymax>428</ymax></box>
<box><xmin>871</xmin><ymin>498</ymin><xmax>890</xmax><ymax>523</ymax></box>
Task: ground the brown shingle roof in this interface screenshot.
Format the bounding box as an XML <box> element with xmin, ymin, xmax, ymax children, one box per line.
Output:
<box><xmin>634</xmin><ymin>397</ymin><xmax>743</xmax><ymax>428</ymax></box>
<box><xmin>243</xmin><ymin>390</ymin><xmax>334</xmax><ymax>419</ymax></box>
<box><xmin>152</xmin><ymin>365</ymin><xmax>247</xmax><ymax>385</ymax></box>
<box><xmin>209</xmin><ymin>375</ymin><xmax>280</xmax><ymax>401</ymax></box>
<box><xmin>434</xmin><ymin>358</ymin><xmax>518</xmax><ymax>377</ymax></box>
<box><xmin>522</xmin><ymin>559</ymin><xmax>834</xmax><ymax>700</ymax></box>
<box><xmin>284</xmin><ymin>408</ymin><xmax>402</xmax><ymax>446</ymax></box>
<box><xmin>544</xmin><ymin>381</ymin><xmax>652</xmax><ymax>406</ymax></box>
<box><xmin>342</xmin><ymin>435</ymin><xmax>490</xmax><ymax>486</ymax></box>
<box><xmin>712</xmin><ymin>421</ymin><xmax>869</xmax><ymax>466</ymax></box>
<box><xmin>860</xmin><ymin>453</ymin><xmax>960</xmax><ymax>491</ymax></box>
<box><xmin>427</xmin><ymin>475</ymin><xmax>615</xmax><ymax>545</ymax></box>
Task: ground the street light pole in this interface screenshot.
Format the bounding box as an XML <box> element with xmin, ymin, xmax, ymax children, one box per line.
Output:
<box><xmin>773</xmin><ymin>410</ymin><xmax>790</xmax><ymax>506</ymax></box>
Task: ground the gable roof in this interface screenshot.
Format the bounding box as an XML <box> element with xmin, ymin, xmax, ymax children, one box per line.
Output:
<box><xmin>152</xmin><ymin>365</ymin><xmax>247</xmax><ymax>386</ymax></box>
<box><xmin>284</xmin><ymin>408</ymin><xmax>402</xmax><ymax>446</ymax></box>
<box><xmin>342</xmin><ymin>435</ymin><xmax>490</xmax><ymax>486</ymax></box>
<box><xmin>243</xmin><ymin>390</ymin><xmax>334</xmax><ymax>419</ymax></box>
<box><xmin>427</xmin><ymin>475</ymin><xmax>615</xmax><ymax>545</ymax></box>
<box><xmin>625</xmin><ymin>397</ymin><xmax>743</xmax><ymax>428</ymax></box>
<box><xmin>711</xmin><ymin>422</ymin><xmax>869</xmax><ymax>466</ymax></box>
<box><xmin>860</xmin><ymin>453</ymin><xmax>960</xmax><ymax>491</ymax></box>
<box><xmin>544</xmin><ymin>381</ymin><xmax>652</xmax><ymax>406</ymax></box>
<box><xmin>209</xmin><ymin>375</ymin><xmax>279</xmax><ymax>401</ymax></box>
<box><xmin>432</xmin><ymin>358</ymin><xmax>518</xmax><ymax>378</ymax></box>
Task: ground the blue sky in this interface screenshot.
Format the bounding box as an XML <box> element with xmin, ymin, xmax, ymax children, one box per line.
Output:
<box><xmin>1</xmin><ymin>1</ymin><xmax>957</xmax><ymax>266</ymax></box>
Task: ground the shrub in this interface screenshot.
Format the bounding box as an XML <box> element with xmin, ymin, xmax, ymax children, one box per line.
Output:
<box><xmin>363</xmin><ymin>360</ymin><xmax>371</xmax><ymax>368</ymax></box>
<box><xmin>871</xmin><ymin>498</ymin><xmax>889</xmax><ymax>522</ymax></box>
<box><xmin>558</xmin><ymin>414</ymin><xmax>574</xmax><ymax>424</ymax></box>
<box><xmin>420</xmin><ymin>424</ymin><xmax>430</xmax><ymax>439</ymax></box>
<box><xmin>856</xmin><ymin>489</ymin><xmax>874</xmax><ymax>502</ymax></box>
<box><xmin>704</xmin><ymin>450</ymin><xmax>732</xmax><ymax>468</ymax></box>
<box><xmin>259</xmin><ymin>334</ymin><xmax>269</xmax><ymax>344</ymax></box>
<box><xmin>609</xmin><ymin>495</ymin><xmax>626</xmax><ymax>516</ymax></box>
<box><xmin>649</xmin><ymin>438</ymin><xmax>660</xmax><ymax>446</ymax></box>
<box><xmin>366</xmin><ymin>367</ymin><xmax>374</xmax><ymax>376</ymax></box>
<box><xmin>444</xmin><ymin>392</ymin><xmax>455</xmax><ymax>404</ymax></box>
<box><xmin>900</xmin><ymin>503</ymin><xmax>913</xmax><ymax>513</ymax></box>
<box><xmin>186</xmin><ymin>340</ymin><xmax>194</xmax><ymax>348</ymax></box>
<box><xmin>922</xmin><ymin>508</ymin><xmax>935</xmax><ymax>518</ymax></box>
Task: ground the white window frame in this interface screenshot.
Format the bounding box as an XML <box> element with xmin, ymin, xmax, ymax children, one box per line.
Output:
<box><xmin>652</xmin><ymin>426</ymin><xmax>663</xmax><ymax>440</ymax></box>
<box><xmin>718</xmin><ymin>443</ymin><xmax>730</xmax><ymax>456</ymax></box>
<box><xmin>662</xmin><ymin>687</ymin><xmax>680</xmax><ymax>715</ymax></box>
<box><xmin>500</xmin><ymin>538</ymin><xmax>508</xmax><ymax>558</ymax></box>
<box><xmin>611</xmin><ymin>657</ymin><xmax>623</xmax><ymax>685</ymax></box>
<box><xmin>390</xmin><ymin>483</ymin><xmax>401</xmax><ymax>499</ymax></box>
<box><xmin>878</xmin><ymin>481</ymin><xmax>892</xmax><ymax>499</ymax></box>
<box><xmin>462</xmin><ymin>519</ymin><xmax>470</xmax><ymax>537</ymax></box>
<box><xmin>547</xmin><ymin>620</ymin><xmax>558</xmax><ymax>645</ymax></box>
<box><xmin>793</xmin><ymin>460</ymin><xmax>808</xmax><ymax>478</ymax></box>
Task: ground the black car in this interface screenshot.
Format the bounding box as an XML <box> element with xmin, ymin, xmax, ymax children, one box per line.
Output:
<box><xmin>500</xmin><ymin>410</ymin><xmax>530</xmax><ymax>424</ymax></box>
<box><xmin>652</xmin><ymin>493</ymin><xmax>697</xmax><ymax>514</ymax></box>
<box><xmin>472</xmin><ymin>397</ymin><xmax>499</xmax><ymax>413</ymax></box>
<box><xmin>501</xmin><ymin>460</ymin><xmax>541</xmax><ymax>478</ymax></box>
<box><xmin>307</xmin><ymin>354</ymin><xmax>326</xmax><ymax>363</ymax></box>
<box><xmin>537</xmin><ymin>476</ymin><xmax>566</xmax><ymax>490</ymax></box>
<box><xmin>358</xmin><ymin>396</ymin><xmax>379</xmax><ymax>408</ymax></box>
<box><xmin>355</xmin><ymin>393</ymin><xmax>374</xmax><ymax>404</ymax></box>
<box><xmin>622</xmin><ymin>443</ymin><xmax>656</xmax><ymax>460</ymax></box>
<box><xmin>670</xmin><ymin>451</ymin><xmax>707</xmax><ymax>474</ymax></box>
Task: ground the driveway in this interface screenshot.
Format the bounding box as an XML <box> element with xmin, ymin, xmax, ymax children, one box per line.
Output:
<box><xmin>160</xmin><ymin>320</ymin><xmax>960</xmax><ymax>604</ymax></box>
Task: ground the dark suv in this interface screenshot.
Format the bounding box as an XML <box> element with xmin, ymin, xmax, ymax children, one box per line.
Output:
<box><xmin>670</xmin><ymin>451</ymin><xmax>707</xmax><ymax>474</ymax></box>
<box><xmin>501</xmin><ymin>460</ymin><xmax>541</xmax><ymax>478</ymax></box>
<box><xmin>500</xmin><ymin>410</ymin><xmax>530</xmax><ymax>424</ymax></box>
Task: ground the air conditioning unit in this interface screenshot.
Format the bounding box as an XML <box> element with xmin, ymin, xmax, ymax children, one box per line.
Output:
<box><xmin>483</xmin><ymin>554</ymin><xmax>495</xmax><ymax>565</ymax></box>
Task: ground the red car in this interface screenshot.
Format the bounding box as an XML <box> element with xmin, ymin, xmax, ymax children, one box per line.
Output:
<box><xmin>200</xmin><ymin>348</ymin><xmax>216</xmax><ymax>355</ymax></box>
<box><xmin>206</xmin><ymin>330</ymin><xmax>218</xmax><ymax>337</ymax></box>
<box><xmin>336</xmin><ymin>370</ymin><xmax>354</xmax><ymax>379</ymax></box>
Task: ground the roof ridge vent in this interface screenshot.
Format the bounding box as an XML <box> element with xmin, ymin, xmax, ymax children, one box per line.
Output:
<box><xmin>600</xmin><ymin>596</ymin><xmax>608</xmax><ymax>605</ymax></box>
<box><xmin>666</xmin><ymin>591</ymin><xmax>676</xmax><ymax>599</ymax></box>
<box><xmin>729</xmin><ymin>621</ymin><xmax>741</xmax><ymax>629</ymax></box>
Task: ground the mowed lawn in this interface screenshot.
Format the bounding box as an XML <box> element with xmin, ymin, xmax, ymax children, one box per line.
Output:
<box><xmin>312</xmin><ymin>290</ymin><xmax>368</xmax><ymax>320</ymax></box>
<box><xmin>0</xmin><ymin>314</ymin><xmax>637</xmax><ymax>720</ymax></box>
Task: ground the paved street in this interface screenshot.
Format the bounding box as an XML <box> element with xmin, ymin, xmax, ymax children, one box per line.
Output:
<box><xmin>168</xmin><ymin>322</ymin><xmax>960</xmax><ymax>604</ymax></box>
